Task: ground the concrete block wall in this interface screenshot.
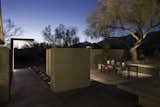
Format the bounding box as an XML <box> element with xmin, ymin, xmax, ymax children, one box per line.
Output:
<box><xmin>46</xmin><ymin>48</ymin><xmax>90</xmax><ymax>93</ymax></box>
<box><xmin>0</xmin><ymin>47</ymin><xmax>9</xmax><ymax>103</ymax></box>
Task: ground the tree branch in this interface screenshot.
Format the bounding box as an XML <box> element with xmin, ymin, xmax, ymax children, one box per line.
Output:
<box><xmin>132</xmin><ymin>39</ymin><xmax>143</xmax><ymax>50</ymax></box>
<box><xmin>151</xmin><ymin>22</ymin><xmax>160</xmax><ymax>28</ymax></box>
<box><xmin>125</xmin><ymin>29</ymin><xmax>139</xmax><ymax>41</ymax></box>
<box><xmin>143</xmin><ymin>22</ymin><xmax>160</xmax><ymax>39</ymax></box>
<box><xmin>107</xmin><ymin>20</ymin><xmax>140</xmax><ymax>41</ymax></box>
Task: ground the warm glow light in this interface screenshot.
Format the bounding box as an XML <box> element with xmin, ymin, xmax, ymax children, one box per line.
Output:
<box><xmin>122</xmin><ymin>62</ymin><xmax>125</xmax><ymax>67</ymax></box>
<box><xmin>13</xmin><ymin>41</ymin><xmax>31</xmax><ymax>49</ymax></box>
<box><xmin>13</xmin><ymin>69</ymin><xmax>21</xmax><ymax>72</ymax></box>
<box><xmin>107</xmin><ymin>60</ymin><xmax>110</xmax><ymax>64</ymax></box>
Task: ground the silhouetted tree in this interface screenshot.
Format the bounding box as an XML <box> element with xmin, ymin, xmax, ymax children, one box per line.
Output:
<box><xmin>86</xmin><ymin>0</ymin><xmax>160</xmax><ymax>62</ymax></box>
<box><xmin>23</xmin><ymin>42</ymin><xmax>52</xmax><ymax>49</ymax></box>
<box><xmin>22</xmin><ymin>42</ymin><xmax>52</xmax><ymax>64</ymax></box>
<box><xmin>3</xmin><ymin>19</ymin><xmax>23</xmax><ymax>42</ymax></box>
<box><xmin>55</xmin><ymin>24</ymin><xmax>79</xmax><ymax>47</ymax></box>
<box><xmin>42</xmin><ymin>25</ymin><xmax>55</xmax><ymax>46</ymax></box>
<box><xmin>42</xmin><ymin>24</ymin><xmax>79</xmax><ymax>47</ymax></box>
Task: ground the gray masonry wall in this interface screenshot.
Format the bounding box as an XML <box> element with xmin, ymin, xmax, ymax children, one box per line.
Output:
<box><xmin>0</xmin><ymin>47</ymin><xmax>9</xmax><ymax>103</ymax></box>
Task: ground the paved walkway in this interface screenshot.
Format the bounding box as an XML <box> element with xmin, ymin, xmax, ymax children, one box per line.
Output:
<box><xmin>7</xmin><ymin>69</ymin><xmax>64</xmax><ymax>107</ymax></box>
<box><xmin>4</xmin><ymin>69</ymin><xmax>140</xmax><ymax>107</ymax></box>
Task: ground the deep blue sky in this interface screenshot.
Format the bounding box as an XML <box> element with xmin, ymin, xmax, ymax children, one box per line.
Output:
<box><xmin>2</xmin><ymin>0</ymin><xmax>99</xmax><ymax>42</ymax></box>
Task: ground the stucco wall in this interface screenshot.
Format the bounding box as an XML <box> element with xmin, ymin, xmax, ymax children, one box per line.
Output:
<box><xmin>90</xmin><ymin>49</ymin><xmax>125</xmax><ymax>71</ymax></box>
<box><xmin>90</xmin><ymin>49</ymin><xmax>103</xmax><ymax>71</ymax></box>
<box><xmin>108</xmin><ymin>49</ymin><xmax>125</xmax><ymax>60</ymax></box>
<box><xmin>0</xmin><ymin>6</ymin><xmax>4</xmax><ymax>44</ymax></box>
<box><xmin>0</xmin><ymin>47</ymin><xmax>9</xmax><ymax>103</ymax></box>
<box><xmin>46</xmin><ymin>48</ymin><xmax>90</xmax><ymax>93</ymax></box>
<box><xmin>46</xmin><ymin>49</ymin><xmax>52</xmax><ymax>77</ymax></box>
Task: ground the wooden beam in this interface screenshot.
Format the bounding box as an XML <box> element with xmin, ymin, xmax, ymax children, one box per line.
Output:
<box><xmin>11</xmin><ymin>38</ymin><xmax>34</xmax><ymax>41</ymax></box>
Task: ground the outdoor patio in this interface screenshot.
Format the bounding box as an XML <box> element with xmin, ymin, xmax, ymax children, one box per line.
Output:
<box><xmin>90</xmin><ymin>69</ymin><xmax>152</xmax><ymax>85</ymax></box>
<box><xmin>90</xmin><ymin>64</ymin><xmax>160</xmax><ymax>107</ymax></box>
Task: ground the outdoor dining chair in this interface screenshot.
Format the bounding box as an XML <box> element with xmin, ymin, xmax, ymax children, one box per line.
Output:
<box><xmin>103</xmin><ymin>59</ymin><xmax>117</xmax><ymax>74</ymax></box>
<box><xmin>115</xmin><ymin>61</ymin><xmax>127</xmax><ymax>78</ymax></box>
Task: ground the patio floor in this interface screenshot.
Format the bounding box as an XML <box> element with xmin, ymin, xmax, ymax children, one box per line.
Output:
<box><xmin>91</xmin><ymin>70</ymin><xmax>152</xmax><ymax>85</ymax></box>
<box><xmin>2</xmin><ymin>68</ymin><xmax>140</xmax><ymax>107</ymax></box>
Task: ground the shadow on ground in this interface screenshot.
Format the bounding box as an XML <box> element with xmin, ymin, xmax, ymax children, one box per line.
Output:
<box><xmin>58</xmin><ymin>81</ymin><xmax>140</xmax><ymax>107</ymax></box>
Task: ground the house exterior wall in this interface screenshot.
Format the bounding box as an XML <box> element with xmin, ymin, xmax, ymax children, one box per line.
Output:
<box><xmin>0</xmin><ymin>2</ymin><xmax>4</xmax><ymax>44</ymax></box>
<box><xmin>46</xmin><ymin>49</ymin><xmax>52</xmax><ymax>77</ymax></box>
<box><xmin>46</xmin><ymin>48</ymin><xmax>90</xmax><ymax>93</ymax></box>
<box><xmin>0</xmin><ymin>47</ymin><xmax>9</xmax><ymax>103</ymax></box>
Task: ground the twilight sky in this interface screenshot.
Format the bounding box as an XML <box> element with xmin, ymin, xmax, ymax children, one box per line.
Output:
<box><xmin>2</xmin><ymin>0</ymin><xmax>99</xmax><ymax>42</ymax></box>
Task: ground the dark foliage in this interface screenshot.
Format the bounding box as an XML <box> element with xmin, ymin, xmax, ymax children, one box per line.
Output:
<box><xmin>14</xmin><ymin>42</ymin><xmax>52</xmax><ymax>68</ymax></box>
